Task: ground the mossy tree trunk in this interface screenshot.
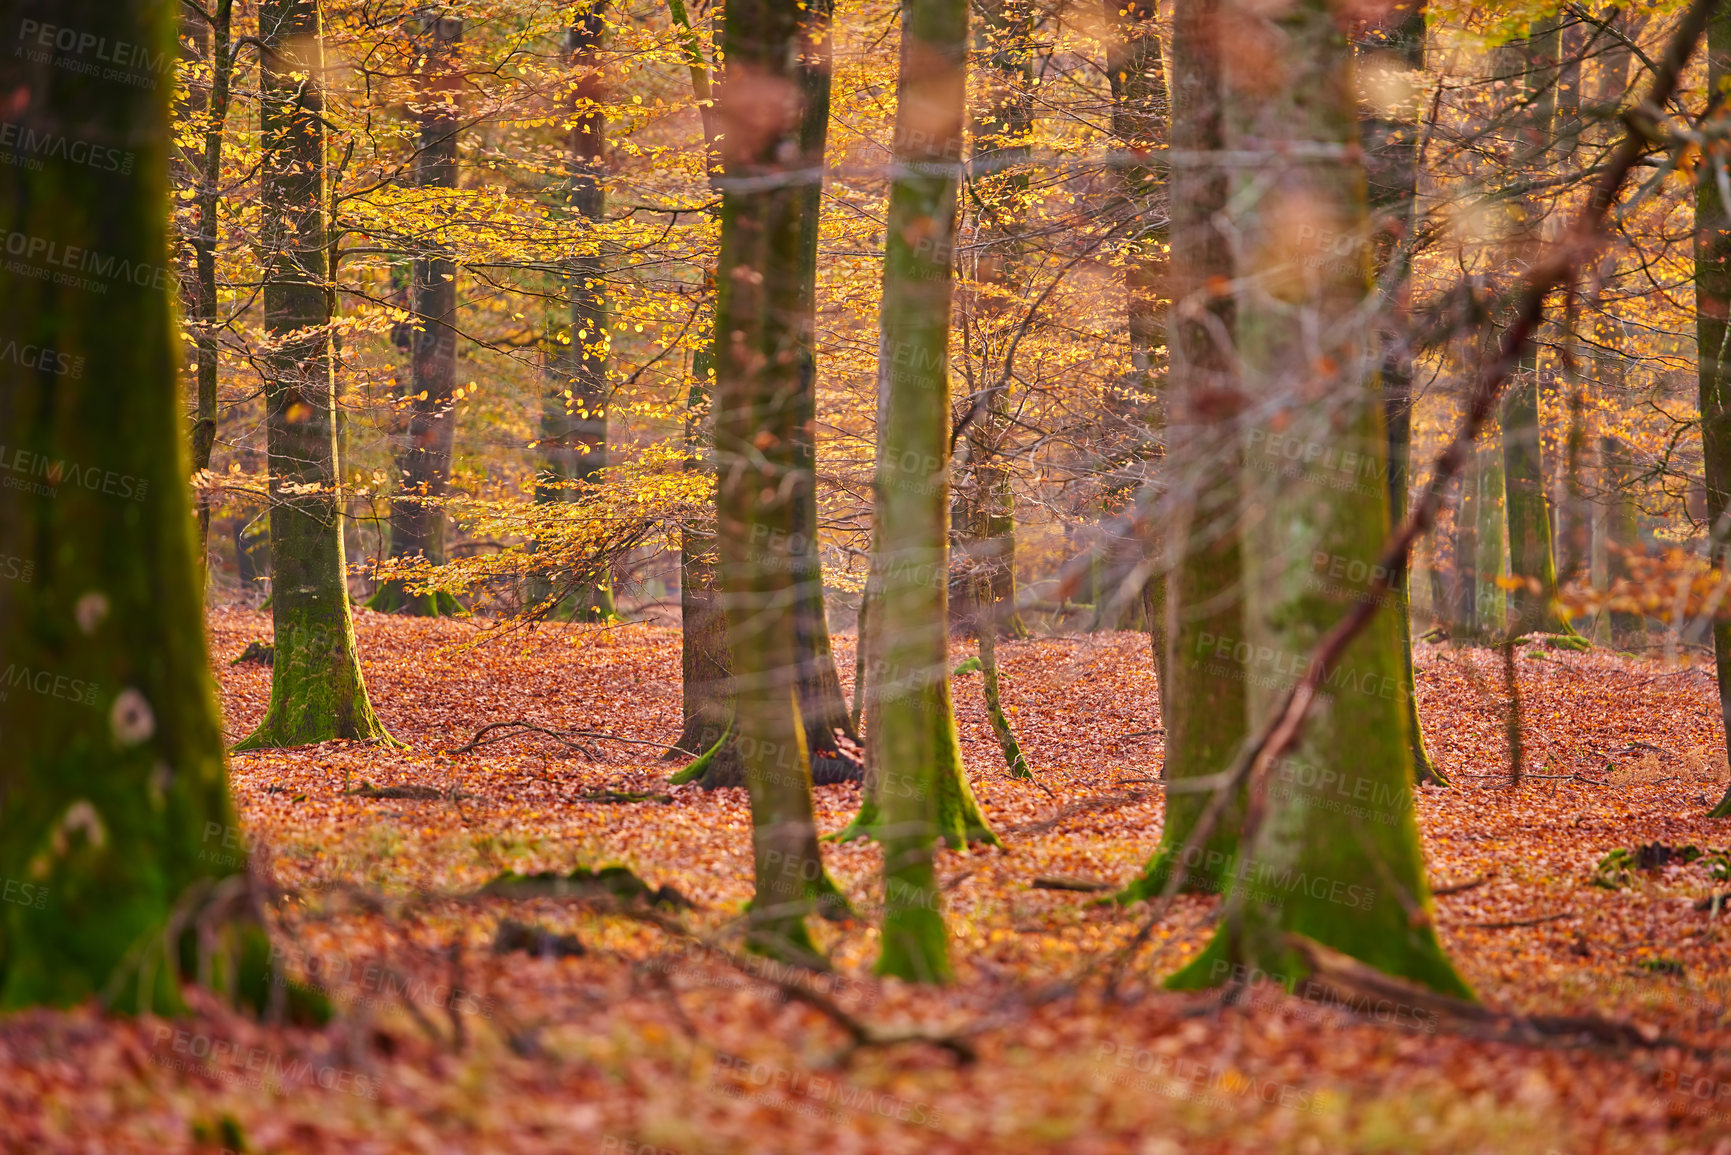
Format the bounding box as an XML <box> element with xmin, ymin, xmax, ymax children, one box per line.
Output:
<box><xmin>668</xmin><ymin>0</ymin><xmax>861</xmax><ymax>787</ymax></box>
<box><xmin>1117</xmin><ymin>0</ymin><xmax>1245</xmax><ymax>903</ymax></box>
<box><xmin>1359</xmin><ymin>0</ymin><xmax>1444</xmax><ymax>786</ymax></box>
<box><xmin>868</xmin><ymin>0</ymin><xmax>1002</xmax><ymax>984</ymax></box>
<box><xmin>1165</xmin><ymin>0</ymin><xmax>1469</xmax><ymax>997</ymax></box>
<box><xmin>710</xmin><ymin>0</ymin><xmax>850</xmax><ymax>964</ymax></box>
<box><xmin>238</xmin><ymin>0</ymin><xmax>390</xmax><ymax>750</ymax></box>
<box><xmin>788</xmin><ymin>0</ymin><xmax>865</xmax><ymax>779</ymax></box>
<box><xmin>372</xmin><ymin>12</ymin><xmax>463</xmax><ymax>618</ymax></box>
<box><xmin>1695</xmin><ymin>2</ymin><xmax>1731</xmax><ymax>818</ymax></box>
<box><xmin>0</xmin><ymin>0</ymin><xmax>311</xmax><ymax>1017</ymax></box>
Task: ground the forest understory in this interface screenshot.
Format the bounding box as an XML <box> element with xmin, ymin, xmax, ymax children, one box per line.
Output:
<box><xmin>1</xmin><ymin>611</ymin><xmax>1727</xmax><ymax>1155</ymax></box>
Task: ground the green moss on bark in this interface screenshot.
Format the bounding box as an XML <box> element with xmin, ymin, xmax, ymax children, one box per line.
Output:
<box><xmin>1164</xmin><ymin>0</ymin><xmax>1467</xmax><ymax>997</ymax></box>
<box><xmin>240</xmin><ymin>0</ymin><xmax>390</xmax><ymax>751</ymax></box>
<box><xmin>0</xmin><ymin>0</ymin><xmax>317</xmax><ymax>1017</ymax></box>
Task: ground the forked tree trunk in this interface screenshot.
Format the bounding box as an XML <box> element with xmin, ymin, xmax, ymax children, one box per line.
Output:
<box><xmin>788</xmin><ymin>0</ymin><xmax>865</xmax><ymax>776</ymax></box>
<box><xmin>1359</xmin><ymin>0</ymin><xmax>1445</xmax><ymax>785</ymax></box>
<box><xmin>238</xmin><ymin>0</ymin><xmax>390</xmax><ymax>750</ymax></box>
<box><xmin>666</xmin><ymin>0</ymin><xmax>862</xmax><ymax>787</ymax></box>
<box><xmin>0</xmin><ymin>0</ymin><xmax>314</xmax><ymax>1018</ymax></box>
<box><xmin>1117</xmin><ymin>0</ymin><xmax>1246</xmax><ymax>902</ymax></box>
<box><xmin>372</xmin><ymin>13</ymin><xmax>463</xmax><ymax>617</ymax></box>
<box><xmin>1695</xmin><ymin>3</ymin><xmax>1731</xmax><ymax>818</ymax></box>
<box><xmin>710</xmin><ymin>0</ymin><xmax>849</xmax><ymax>965</ymax></box>
<box><xmin>1165</xmin><ymin>0</ymin><xmax>1468</xmax><ymax>997</ymax></box>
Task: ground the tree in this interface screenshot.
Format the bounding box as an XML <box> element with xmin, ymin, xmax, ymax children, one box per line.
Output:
<box><xmin>1696</xmin><ymin>0</ymin><xmax>1731</xmax><ymax>818</ymax></box>
<box><xmin>1358</xmin><ymin>0</ymin><xmax>1446</xmax><ymax>785</ymax></box>
<box><xmin>238</xmin><ymin>0</ymin><xmax>391</xmax><ymax>750</ymax></box>
<box><xmin>1495</xmin><ymin>16</ymin><xmax>1586</xmax><ymax>647</ymax></box>
<box><xmin>950</xmin><ymin>0</ymin><xmax>1033</xmax><ymax>643</ymax></box>
<box><xmin>182</xmin><ymin>0</ymin><xmax>238</xmax><ymax>597</ymax></box>
<box><xmin>371</xmin><ymin>12</ymin><xmax>465</xmax><ymax>617</ymax></box>
<box><xmin>709</xmin><ymin>0</ymin><xmax>850</xmax><ymax>963</ymax></box>
<box><xmin>1165</xmin><ymin>0</ymin><xmax>1468</xmax><ymax>996</ymax></box>
<box><xmin>1115</xmin><ymin>0</ymin><xmax>1246</xmax><ymax>903</ymax></box>
<box><xmin>0</xmin><ymin>0</ymin><xmax>312</xmax><ymax>1017</ymax></box>
<box><xmin>667</xmin><ymin>0</ymin><xmax>863</xmax><ymax>787</ymax></box>
<box><xmin>1095</xmin><ymin>0</ymin><xmax>1167</xmax><ymax>647</ymax></box>
<box><xmin>863</xmin><ymin>0</ymin><xmax>985</xmax><ymax>983</ymax></box>
<box><xmin>527</xmin><ymin>1</ymin><xmax>618</xmax><ymax>622</ymax></box>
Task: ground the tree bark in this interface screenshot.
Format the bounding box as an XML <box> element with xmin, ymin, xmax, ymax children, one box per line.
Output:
<box><xmin>1695</xmin><ymin>2</ymin><xmax>1731</xmax><ymax>818</ymax></box>
<box><xmin>1096</xmin><ymin>0</ymin><xmax>1168</xmax><ymax>652</ymax></box>
<box><xmin>789</xmin><ymin>0</ymin><xmax>865</xmax><ymax>777</ymax></box>
<box><xmin>1496</xmin><ymin>18</ymin><xmax>1584</xmax><ymax>645</ymax></box>
<box><xmin>950</xmin><ymin>0</ymin><xmax>1032</xmax><ymax>642</ymax></box>
<box><xmin>665</xmin><ymin>0</ymin><xmax>862</xmax><ymax>786</ymax></box>
<box><xmin>371</xmin><ymin>13</ymin><xmax>464</xmax><ymax>617</ymax></box>
<box><xmin>184</xmin><ymin>0</ymin><xmax>236</xmax><ymax>598</ymax></box>
<box><xmin>710</xmin><ymin>0</ymin><xmax>849</xmax><ymax>965</ymax></box>
<box><xmin>238</xmin><ymin>0</ymin><xmax>390</xmax><ymax>750</ymax></box>
<box><xmin>1117</xmin><ymin>0</ymin><xmax>1247</xmax><ymax>902</ymax></box>
<box><xmin>1165</xmin><ymin>0</ymin><xmax>1468</xmax><ymax>996</ymax></box>
<box><xmin>0</xmin><ymin>0</ymin><xmax>313</xmax><ymax>1018</ymax></box>
<box><xmin>866</xmin><ymin>0</ymin><xmax>995</xmax><ymax>984</ymax></box>
<box><xmin>1359</xmin><ymin>0</ymin><xmax>1445</xmax><ymax>785</ymax></box>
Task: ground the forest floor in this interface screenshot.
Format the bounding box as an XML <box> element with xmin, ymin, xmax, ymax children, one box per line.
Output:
<box><xmin>4</xmin><ymin>608</ymin><xmax>1731</xmax><ymax>1154</ymax></box>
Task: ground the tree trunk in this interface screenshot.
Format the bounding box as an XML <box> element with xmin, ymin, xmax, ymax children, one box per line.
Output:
<box><xmin>0</xmin><ymin>0</ymin><xmax>313</xmax><ymax>1019</ymax></box>
<box><xmin>371</xmin><ymin>13</ymin><xmax>464</xmax><ymax>618</ymax></box>
<box><xmin>1496</xmin><ymin>18</ymin><xmax>1583</xmax><ymax>645</ymax></box>
<box><xmin>710</xmin><ymin>0</ymin><xmax>849</xmax><ymax>965</ymax></box>
<box><xmin>666</xmin><ymin>0</ymin><xmax>862</xmax><ymax>787</ymax></box>
<box><xmin>1695</xmin><ymin>2</ymin><xmax>1731</xmax><ymax>818</ymax></box>
<box><xmin>238</xmin><ymin>0</ymin><xmax>390</xmax><ymax>750</ymax></box>
<box><xmin>950</xmin><ymin>0</ymin><xmax>1032</xmax><ymax>643</ymax></box>
<box><xmin>789</xmin><ymin>0</ymin><xmax>865</xmax><ymax>779</ymax></box>
<box><xmin>867</xmin><ymin>0</ymin><xmax>992</xmax><ymax>984</ymax></box>
<box><xmin>1165</xmin><ymin>0</ymin><xmax>1468</xmax><ymax>997</ymax></box>
<box><xmin>663</xmin><ymin>0</ymin><xmax>741</xmax><ymax>779</ymax></box>
<box><xmin>1359</xmin><ymin>0</ymin><xmax>1445</xmax><ymax>785</ymax></box>
<box><xmin>185</xmin><ymin>0</ymin><xmax>236</xmax><ymax>599</ymax></box>
<box><xmin>1097</xmin><ymin>0</ymin><xmax>1167</xmax><ymax>655</ymax></box>
<box><xmin>1117</xmin><ymin>0</ymin><xmax>1246</xmax><ymax>902</ymax></box>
